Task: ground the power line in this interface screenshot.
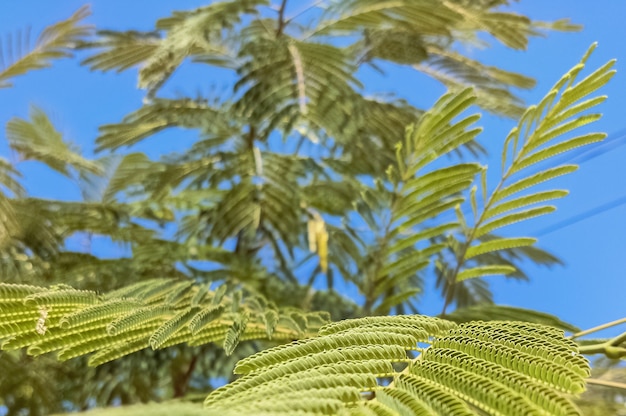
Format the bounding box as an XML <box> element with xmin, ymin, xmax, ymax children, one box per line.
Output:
<box><xmin>529</xmin><ymin>128</ymin><xmax>626</xmax><ymax>235</ymax></box>
<box><xmin>556</xmin><ymin>127</ymin><xmax>626</xmax><ymax>166</ymax></box>
<box><xmin>535</xmin><ymin>193</ymin><xmax>626</xmax><ymax>236</ymax></box>
<box><xmin>419</xmin><ymin>127</ymin><xmax>626</xmax><ymax>236</ymax></box>
<box><xmin>448</xmin><ymin>127</ymin><xmax>626</xmax><ymax>233</ymax></box>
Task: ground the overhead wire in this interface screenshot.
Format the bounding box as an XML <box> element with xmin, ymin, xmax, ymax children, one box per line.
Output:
<box><xmin>553</xmin><ymin>127</ymin><xmax>626</xmax><ymax>166</ymax></box>
<box><xmin>445</xmin><ymin>127</ymin><xmax>626</xmax><ymax>234</ymax></box>
<box><xmin>535</xmin><ymin>193</ymin><xmax>626</xmax><ymax>236</ymax></box>
<box><xmin>349</xmin><ymin>128</ymin><xmax>626</xmax><ymax>236</ymax></box>
<box><xmin>530</xmin><ymin>127</ymin><xmax>626</xmax><ymax>235</ymax></box>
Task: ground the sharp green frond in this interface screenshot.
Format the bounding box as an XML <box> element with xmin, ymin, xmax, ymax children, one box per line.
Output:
<box><xmin>541</xmin><ymin>96</ymin><xmax>607</xmax><ymax>133</ymax></box>
<box><xmin>558</xmin><ymin>60</ymin><xmax>616</xmax><ymax>108</ymax></box>
<box><xmin>444</xmin><ymin>304</ymin><xmax>580</xmax><ymax>333</ymax></box>
<box><xmin>513</xmin><ymin>133</ymin><xmax>606</xmax><ymax>173</ymax></box>
<box><xmin>493</xmin><ymin>165</ymin><xmax>578</xmax><ymax>203</ymax></box>
<box><xmin>24</xmin><ymin>289</ymin><xmax>99</xmax><ymax>308</ymax></box>
<box><xmin>445</xmin><ymin>45</ymin><xmax>613</xmax><ymax>301</ymax></box>
<box><xmin>485</xmin><ymin>190</ymin><xmax>569</xmax><ymax>220</ymax></box>
<box><xmin>525</xmin><ymin>113</ymin><xmax>602</xmax><ymax>154</ymax></box>
<box><xmin>318</xmin><ymin>315</ymin><xmax>454</xmax><ymax>338</ymax></box>
<box><xmin>205</xmin><ymin>316</ymin><xmax>588</xmax><ymax>416</ymax></box>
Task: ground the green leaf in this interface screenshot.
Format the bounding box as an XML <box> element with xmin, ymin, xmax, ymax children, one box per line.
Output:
<box><xmin>456</xmin><ymin>265</ymin><xmax>517</xmax><ymax>282</ymax></box>
<box><xmin>205</xmin><ymin>316</ymin><xmax>588</xmax><ymax>415</ymax></box>
<box><xmin>493</xmin><ymin>165</ymin><xmax>578</xmax><ymax>203</ymax></box>
<box><xmin>6</xmin><ymin>107</ymin><xmax>102</xmax><ymax>177</ymax></box>
<box><xmin>372</xmin><ymin>289</ymin><xmax>420</xmax><ymax>314</ymax></box>
<box><xmin>149</xmin><ymin>308</ymin><xmax>197</xmax><ymax>349</ymax></box>
<box><xmin>0</xmin><ymin>6</ymin><xmax>91</xmax><ymax>88</ymax></box>
<box><xmin>0</xmin><ymin>280</ymin><xmax>327</xmax><ymax>364</ymax></box>
<box><xmin>513</xmin><ymin>133</ymin><xmax>605</xmax><ymax>174</ymax></box>
<box><xmin>388</xmin><ymin>223</ymin><xmax>457</xmax><ymax>254</ymax></box>
<box><xmin>476</xmin><ymin>206</ymin><xmax>556</xmax><ymax>238</ymax></box>
<box><xmin>525</xmin><ymin>113</ymin><xmax>601</xmax><ymax>153</ymax></box>
<box><xmin>81</xmin><ymin>30</ymin><xmax>161</xmax><ymax>73</ymax></box>
<box><xmin>485</xmin><ymin>190</ymin><xmax>568</xmax><ymax>220</ymax></box>
<box><xmin>465</xmin><ymin>237</ymin><xmax>537</xmax><ymax>259</ymax></box>
<box><xmin>444</xmin><ymin>304</ymin><xmax>580</xmax><ymax>333</ymax></box>
<box><xmin>188</xmin><ymin>305</ymin><xmax>225</xmax><ymax>334</ymax></box>
<box><xmin>223</xmin><ymin>312</ymin><xmax>249</xmax><ymax>356</ymax></box>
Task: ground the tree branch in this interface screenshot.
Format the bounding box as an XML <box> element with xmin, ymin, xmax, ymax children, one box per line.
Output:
<box><xmin>276</xmin><ymin>0</ymin><xmax>289</xmax><ymax>37</ymax></box>
<box><xmin>173</xmin><ymin>353</ymin><xmax>200</xmax><ymax>398</ymax></box>
<box><xmin>586</xmin><ymin>378</ymin><xmax>626</xmax><ymax>390</ymax></box>
<box><xmin>570</xmin><ymin>316</ymin><xmax>626</xmax><ymax>339</ymax></box>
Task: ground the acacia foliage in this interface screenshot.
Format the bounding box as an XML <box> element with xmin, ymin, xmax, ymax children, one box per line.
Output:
<box><xmin>0</xmin><ymin>1</ymin><xmax>623</xmax><ymax>415</ymax></box>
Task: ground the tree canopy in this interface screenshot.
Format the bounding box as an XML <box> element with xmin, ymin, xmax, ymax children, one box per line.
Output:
<box><xmin>0</xmin><ymin>1</ymin><xmax>624</xmax><ymax>415</ymax></box>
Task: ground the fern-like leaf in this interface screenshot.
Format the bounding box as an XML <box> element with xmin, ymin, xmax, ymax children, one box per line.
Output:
<box><xmin>0</xmin><ymin>279</ymin><xmax>328</xmax><ymax>365</ymax></box>
<box><xmin>204</xmin><ymin>315</ymin><xmax>589</xmax><ymax>416</ymax></box>
<box><xmin>354</xmin><ymin>88</ymin><xmax>483</xmax><ymax>314</ymax></box>
<box><xmin>448</xmin><ymin>44</ymin><xmax>614</xmax><ymax>289</ymax></box>
<box><xmin>0</xmin><ymin>6</ymin><xmax>91</xmax><ymax>88</ymax></box>
<box><xmin>6</xmin><ymin>106</ymin><xmax>102</xmax><ymax>177</ymax></box>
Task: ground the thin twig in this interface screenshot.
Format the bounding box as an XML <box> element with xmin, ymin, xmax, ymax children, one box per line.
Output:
<box><xmin>174</xmin><ymin>353</ymin><xmax>199</xmax><ymax>397</ymax></box>
<box><xmin>586</xmin><ymin>378</ymin><xmax>626</xmax><ymax>390</ymax></box>
<box><xmin>569</xmin><ymin>317</ymin><xmax>626</xmax><ymax>339</ymax></box>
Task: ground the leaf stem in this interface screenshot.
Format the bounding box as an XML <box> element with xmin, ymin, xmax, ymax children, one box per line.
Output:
<box><xmin>576</xmin><ymin>325</ymin><xmax>626</xmax><ymax>359</ymax></box>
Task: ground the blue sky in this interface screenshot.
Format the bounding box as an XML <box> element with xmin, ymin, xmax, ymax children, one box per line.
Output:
<box><xmin>0</xmin><ymin>1</ymin><xmax>625</xmax><ymax>336</ymax></box>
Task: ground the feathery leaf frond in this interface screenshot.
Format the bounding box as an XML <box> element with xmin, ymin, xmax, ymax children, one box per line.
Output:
<box><xmin>0</xmin><ymin>6</ymin><xmax>91</xmax><ymax>88</ymax></box>
<box><xmin>445</xmin><ymin>44</ymin><xmax>614</xmax><ymax>296</ymax></box>
<box><xmin>96</xmin><ymin>99</ymin><xmax>227</xmax><ymax>151</ymax></box>
<box><xmin>204</xmin><ymin>315</ymin><xmax>589</xmax><ymax>416</ymax></box>
<box><xmin>354</xmin><ymin>88</ymin><xmax>483</xmax><ymax>313</ymax></box>
<box><xmin>6</xmin><ymin>106</ymin><xmax>102</xmax><ymax>177</ymax></box>
<box><xmin>444</xmin><ymin>304</ymin><xmax>580</xmax><ymax>333</ymax></box>
<box><xmin>0</xmin><ymin>279</ymin><xmax>328</xmax><ymax>366</ymax></box>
